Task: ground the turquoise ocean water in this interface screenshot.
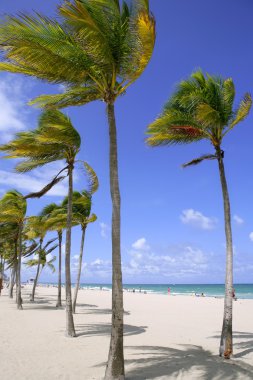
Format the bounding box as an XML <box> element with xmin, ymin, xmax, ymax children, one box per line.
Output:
<box><xmin>78</xmin><ymin>283</ymin><xmax>253</xmax><ymax>299</ymax></box>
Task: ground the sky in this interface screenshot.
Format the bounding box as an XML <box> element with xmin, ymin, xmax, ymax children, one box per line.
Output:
<box><xmin>1</xmin><ymin>0</ymin><xmax>253</xmax><ymax>284</ymax></box>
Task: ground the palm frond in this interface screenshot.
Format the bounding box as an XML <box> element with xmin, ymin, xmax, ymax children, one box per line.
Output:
<box><xmin>229</xmin><ymin>93</ymin><xmax>252</xmax><ymax>130</ymax></box>
<box><xmin>59</xmin><ymin>0</ymin><xmax>115</xmax><ymax>68</ymax></box>
<box><xmin>24</xmin><ymin>175</ymin><xmax>66</xmax><ymax>199</ymax></box>
<box><xmin>124</xmin><ymin>9</ymin><xmax>155</xmax><ymax>83</ymax></box>
<box><xmin>25</xmin><ymin>258</ymin><xmax>39</xmax><ymax>267</ymax></box>
<box><xmin>29</xmin><ymin>86</ymin><xmax>101</xmax><ymax>109</ymax></box>
<box><xmin>86</xmin><ymin>213</ymin><xmax>97</xmax><ymax>224</ymax></box>
<box><xmin>0</xmin><ymin>190</ymin><xmax>26</xmax><ymax>223</ymax></box>
<box><xmin>182</xmin><ymin>154</ymin><xmax>217</xmax><ymax>168</ymax></box>
<box><xmin>45</xmin><ymin>244</ymin><xmax>58</xmax><ymax>255</ymax></box>
<box><xmin>146</xmin><ymin>70</ymin><xmax>251</xmax><ymax>149</ymax></box>
<box><xmin>0</xmin><ymin>0</ymin><xmax>156</xmax><ymax>106</ymax></box>
<box><xmin>0</xmin><ymin>13</ymin><xmax>93</xmax><ymax>84</ymax></box>
<box><xmin>83</xmin><ymin>162</ymin><xmax>99</xmax><ymax>194</ymax></box>
<box><xmin>0</xmin><ymin>110</ymin><xmax>80</xmax><ymax>178</ymax></box>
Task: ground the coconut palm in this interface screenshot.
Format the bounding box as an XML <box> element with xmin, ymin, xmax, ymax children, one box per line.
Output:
<box><xmin>0</xmin><ymin>190</ymin><xmax>27</xmax><ymax>309</ymax></box>
<box><xmin>67</xmin><ymin>190</ymin><xmax>97</xmax><ymax>314</ymax></box>
<box><xmin>146</xmin><ymin>70</ymin><xmax>252</xmax><ymax>359</ymax></box>
<box><xmin>41</xmin><ymin>203</ymin><xmax>66</xmax><ymax>308</ymax></box>
<box><xmin>0</xmin><ymin>222</ymin><xmax>18</xmax><ymax>296</ymax></box>
<box><xmin>0</xmin><ymin>231</ymin><xmax>17</xmax><ymax>294</ymax></box>
<box><xmin>0</xmin><ymin>109</ymin><xmax>81</xmax><ymax>336</ymax></box>
<box><xmin>70</xmin><ymin>162</ymin><xmax>98</xmax><ymax>314</ymax></box>
<box><xmin>0</xmin><ymin>2</ymin><xmax>155</xmax><ymax>375</ymax></box>
<box><xmin>25</xmin><ymin>245</ymin><xmax>57</xmax><ymax>285</ymax></box>
<box><xmin>25</xmin><ymin>216</ymin><xmax>47</xmax><ymax>301</ymax></box>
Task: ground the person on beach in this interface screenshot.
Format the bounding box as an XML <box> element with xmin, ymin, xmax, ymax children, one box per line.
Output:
<box><xmin>0</xmin><ymin>273</ymin><xmax>3</xmax><ymax>295</ymax></box>
<box><xmin>168</xmin><ymin>287</ymin><xmax>171</xmax><ymax>295</ymax></box>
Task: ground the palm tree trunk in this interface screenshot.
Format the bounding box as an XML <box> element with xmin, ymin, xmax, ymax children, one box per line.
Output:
<box><xmin>30</xmin><ymin>239</ymin><xmax>43</xmax><ymax>302</ymax></box>
<box><xmin>105</xmin><ymin>103</ymin><xmax>125</xmax><ymax>380</ymax></box>
<box><xmin>2</xmin><ymin>259</ymin><xmax>5</xmax><ymax>276</ymax></box>
<box><xmin>56</xmin><ymin>231</ymin><xmax>62</xmax><ymax>308</ymax></box>
<box><xmin>1</xmin><ymin>258</ymin><xmax>5</xmax><ymax>292</ymax></box>
<box><xmin>0</xmin><ymin>255</ymin><xmax>3</xmax><ymax>275</ymax></box>
<box><xmin>9</xmin><ymin>245</ymin><xmax>17</xmax><ymax>299</ymax></box>
<box><xmin>216</xmin><ymin>146</ymin><xmax>233</xmax><ymax>358</ymax></box>
<box><xmin>73</xmin><ymin>226</ymin><xmax>86</xmax><ymax>314</ymax></box>
<box><xmin>16</xmin><ymin>223</ymin><xmax>23</xmax><ymax>310</ymax></box>
<box><xmin>65</xmin><ymin>163</ymin><xmax>76</xmax><ymax>337</ymax></box>
<box><xmin>9</xmin><ymin>267</ymin><xmax>16</xmax><ymax>298</ymax></box>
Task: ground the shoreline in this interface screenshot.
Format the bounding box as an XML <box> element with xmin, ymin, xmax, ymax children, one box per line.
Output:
<box><xmin>19</xmin><ymin>282</ymin><xmax>253</xmax><ymax>300</ymax></box>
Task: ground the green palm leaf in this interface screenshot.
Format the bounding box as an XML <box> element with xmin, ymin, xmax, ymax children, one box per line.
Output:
<box><xmin>146</xmin><ymin>70</ymin><xmax>252</xmax><ymax>148</ymax></box>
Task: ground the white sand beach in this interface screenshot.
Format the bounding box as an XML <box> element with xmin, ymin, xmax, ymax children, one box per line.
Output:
<box><xmin>0</xmin><ymin>285</ymin><xmax>253</xmax><ymax>380</ymax></box>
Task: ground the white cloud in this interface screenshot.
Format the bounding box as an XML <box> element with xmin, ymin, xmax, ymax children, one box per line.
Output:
<box><xmin>100</xmin><ymin>222</ymin><xmax>110</xmax><ymax>238</ymax></box>
<box><xmin>249</xmin><ymin>232</ymin><xmax>253</xmax><ymax>241</ymax></box>
<box><xmin>121</xmin><ymin>237</ymin><xmax>211</xmax><ymax>280</ymax></box>
<box><xmin>0</xmin><ymin>75</ymin><xmax>33</xmax><ymax>142</ymax></box>
<box><xmin>74</xmin><ymin>258</ymin><xmax>112</xmax><ymax>279</ymax></box>
<box><xmin>233</xmin><ymin>214</ymin><xmax>244</xmax><ymax>225</ymax></box>
<box><xmin>180</xmin><ymin>209</ymin><xmax>217</xmax><ymax>230</ymax></box>
<box><xmin>91</xmin><ymin>258</ymin><xmax>110</xmax><ymax>267</ymax></box>
<box><xmin>132</xmin><ymin>237</ymin><xmax>150</xmax><ymax>251</ymax></box>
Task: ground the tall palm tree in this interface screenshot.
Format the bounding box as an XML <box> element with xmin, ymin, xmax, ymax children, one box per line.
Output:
<box><xmin>0</xmin><ymin>109</ymin><xmax>81</xmax><ymax>336</ymax></box>
<box><xmin>41</xmin><ymin>203</ymin><xmax>66</xmax><ymax>308</ymax></box>
<box><xmin>0</xmin><ymin>190</ymin><xmax>27</xmax><ymax>309</ymax></box>
<box><xmin>0</xmin><ymin>2</ymin><xmax>155</xmax><ymax>375</ymax></box>
<box><xmin>146</xmin><ymin>70</ymin><xmax>252</xmax><ymax>359</ymax></box>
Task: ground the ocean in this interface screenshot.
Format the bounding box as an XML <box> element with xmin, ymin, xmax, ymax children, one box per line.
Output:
<box><xmin>79</xmin><ymin>283</ymin><xmax>253</xmax><ymax>299</ymax></box>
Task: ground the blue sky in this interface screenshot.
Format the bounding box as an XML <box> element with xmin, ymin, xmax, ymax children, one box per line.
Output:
<box><xmin>1</xmin><ymin>0</ymin><xmax>253</xmax><ymax>284</ymax></box>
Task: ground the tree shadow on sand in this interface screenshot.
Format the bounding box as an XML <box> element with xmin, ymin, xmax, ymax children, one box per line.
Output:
<box><xmin>76</xmin><ymin>303</ymin><xmax>98</xmax><ymax>308</ymax></box>
<box><xmin>77</xmin><ymin>307</ymin><xmax>130</xmax><ymax>316</ymax></box>
<box><xmin>209</xmin><ymin>331</ymin><xmax>253</xmax><ymax>359</ymax></box>
<box><xmin>233</xmin><ymin>332</ymin><xmax>253</xmax><ymax>358</ymax></box>
<box><xmin>75</xmin><ymin>323</ymin><xmax>147</xmax><ymax>338</ymax></box>
<box><xmin>96</xmin><ymin>345</ymin><xmax>253</xmax><ymax>379</ymax></box>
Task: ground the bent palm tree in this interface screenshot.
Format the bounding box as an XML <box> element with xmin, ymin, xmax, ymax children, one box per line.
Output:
<box><xmin>25</xmin><ymin>247</ymin><xmax>57</xmax><ymax>284</ymax></box>
<box><xmin>0</xmin><ymin>109</ymin><xmax>81</xmax><ymax>336</ymax></box>
<box><xmin>71</xmin><ymin>162</ymin><xmax>98</xmax><ymax>314</ymax></box>
<box><xmin>0</xmin><ymin>2</ymin><xmax>155</xmax><ymax>376</ymax></box>
<box><xmin>68</xmin><ymin>190</ymin><xmax>97</xmax><ymax>314</ymax></box>
<box><xmin>41</xmin><ymin>203</ymin><xmax>66</xmax><ymax>308</ymax></box>
<box><xmin>0</xmin><ymin>190</ymin><xmax>27</xmax><ymax>309</ymax></box>
<box><xmin>0</xmin><ymin>224</ymin><xmax>18</xmax><ymax>297</ymax></box>
<box><xmin>25</xmin><ymin>216</ymin><xmax>49</xmax><ymax>301</ymax></box>
<box><xmin>146</xmin><ymin>70</ymin><xmax>252</xmax><ymax>359</ymax></box>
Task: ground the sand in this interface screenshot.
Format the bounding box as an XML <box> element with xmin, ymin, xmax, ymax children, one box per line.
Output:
<box><xmin>0</xmin><ymin>285</ymin><xmax>253</xmax><ymax>380</ymax></box>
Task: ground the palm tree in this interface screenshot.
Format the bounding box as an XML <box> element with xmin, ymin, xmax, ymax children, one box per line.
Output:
<box><xmin>0</xmin><ymin>191</ymin><xmax>27</xmax><ymax>309</ymax></box>
<box><xmin>69</xmin><ymin>162</ymin><xmax>98</xmax><ymax>314</ymax></box>
<box><xmin>67</xmin><ymin>190</ymin><xmax>97</xmax><ymax>314</ymax></box>
<box><xmin>0</xmin><ymin>109</ymin><xmax>81</xmax><ymax>336</ymax></box>
<box><xmin>0</xmin><ymin>222</ymin><xmax>18</xmax><ymax>298</ymax></box>
<box><xmin>25</xmin><ymin>246</ymin><xmax>57</xmax><ymax>286</ymax></box>
<box><xmin>146</xmin><ymin>70</ymin><xmax>252</xmax><ymax>359</ymax></box>
<box><xmin>41</xmin><ymin>203</ymin><xmax>66</xmax><ymax>308</ymax></box>
<box><xmin>0</xmin><ymin>2</ymin><xmax>155</xmax><ymax>375</ymax></box>
<box><xmin>25</xmin><ymin>216</ymin><xmax>49</xmax><ymax>301</ymax></box>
